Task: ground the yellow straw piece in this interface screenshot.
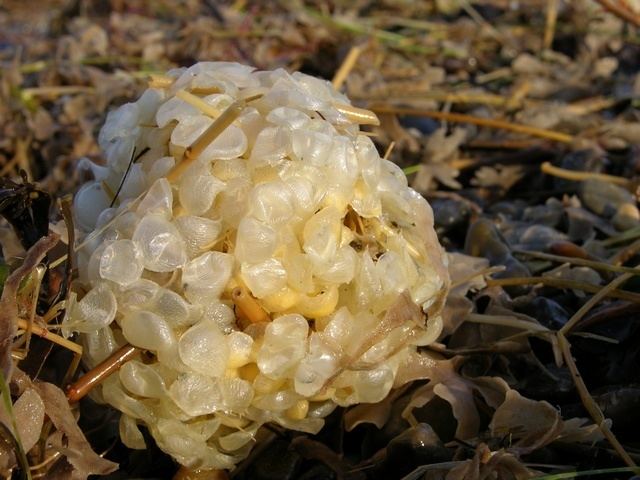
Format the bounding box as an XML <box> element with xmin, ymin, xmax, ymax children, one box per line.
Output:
<box><xmin>175</xmin><ymin>90</ymin><xmax>223</xmax><ymax>118</ymax></box>
<box><xmin>16</xmin><ymin>318</ymin><xmax>82</xmax><ymax>355</ymax></box>
<box><xmin>333</xmin><ymin>103</ymin><xmax>380</xmax><ymax>126</ymax></box>
<box><xmin>332</xmin><ymin>45</ymin><xmax>364</xmax><ymax>90</ymax></box>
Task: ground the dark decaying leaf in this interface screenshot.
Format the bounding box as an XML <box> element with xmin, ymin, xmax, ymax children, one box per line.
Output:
<box><xmin>0</xmin><ymin>174</ymin><xmax>51</xmax><ymax>251</ymax></box>
<box><xmin>32</xmin><ymin>381</ymin><xmax>118</xmax><ymax>479</ymax></box>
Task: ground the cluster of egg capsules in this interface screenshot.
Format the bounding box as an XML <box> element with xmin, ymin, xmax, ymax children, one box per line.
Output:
<box><xmin>66</xmin><ymin>62</ymin><xmax>449</xmax><ymax>470</ymax></box>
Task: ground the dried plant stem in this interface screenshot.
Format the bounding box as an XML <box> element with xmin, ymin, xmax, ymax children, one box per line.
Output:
<box><xmin>543</xmin><ymin>0</ymin><xmax>559</xmax><ymax>49</ymax></box>
<box><xmin>561</xmin><ymin>272</ymin><xmax>633</xmax><ymax>335</ymax></box>
<box><xmin>506</xmin><ymin>81</ymin><xmax>530</xmax><ymax>110</ymax></box>
<box><xmin>66</xmin><ymin>344</ymin><xmax>138</xmax><ymax>403</ymax></box>
<box><xmin>332</xmin><ymin>44</ymin><xmax>364</xmax><ymax>90</ymax></box>
<box><xmin>602</xmin><ymin>226</ymin><xmax>640</xmax><ymax>247</ymax></box>
<box><xmin>609</xmin><ymin>237</ymin><xmax>640</xmax><ymax>265</ymax></box>
<box><xmin>382</xmin><ymin>141</ymin><xmax>396</xmax><ymax>160</ymax></box>
<box><xmin>369</xmin><ymin>105</ymin><xmax>574</xmax><ymax>143</ymax></box>
<box><xmin>486</xmin><ymin>276</ymin><xmax>640</xmax><ymax>302</ymax></box>
<box><xmin>467</xmin><ymin>139</ymin><xmax>538</xmax><ymax>149</ymax></box>
<box><xmin>355</xmin><ymin>89</ymin><xmax>538</xmax><ymax>109</ymax></box>
<box><xmin>15</xmin><ymin>318</ymin><xmax>82</xmax><ymax>355</ymax></box>
<box><xmin>232</xmin><ymin>287</ymin><xmax>270</xmax><ymax>327</ymax></box>
<box><xmin>594</xmin><ymin>0</ymin><xmax>640</xmax><ymax>27</ymax></box>
<box><xmin>168</xmin><ymin>98</ymin><xmax>250</xmax><ymax>182</ymax></box>
<box><xmin>20</xmin><ymin>265</ymin><xmax>46</xmax><ymax>354</ymax></box>
<box><xmin>466</xmin><ymin>313</ymin><xmax>549</xmax><ymax>332</ymax></box>
<box><xmin>540</xmin><ymin>162</ymin><xmax>630</xmax><ymax>187</ymax></box>
<box><xmin>21</xmin><ymin>86</ymin><xmax>94</xmax><ymax>97</ymax></box>
<box><xmin>515</xmin><ymin>249</ymin><xmax>640</xmax><ymax>276</ymax></box>
<box><xmin>449</xmin><ymin>265</ymin><xmax>505</xmax><ymax>289</ymax></box>
<box><xmin>566</xmin><ymin>96</ymin><xmax>617</xmax><ymax>115</ymax></box>
<box><xmin>29</xmin><ymin>451</ymin><xmax>62</xmax><ymax>472</ymax></box>
<box><xmin>558</xmin><ymin>335</ymin><xmax>636</xmax><ymax>467</ymax></box>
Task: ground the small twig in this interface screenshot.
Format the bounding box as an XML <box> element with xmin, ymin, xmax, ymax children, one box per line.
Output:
<box><xmin>332</xmin><ymin>44</ymin><xmax>364</xmax><ymax>90</ymax></box>
<box><xmin>369</xmin><ymin>105</ymin><xmax>574</xmax><ymax>143</ymax></box>
<box><xmin>540</xmin><ymin>162</ymin><xmax>631</xmax><ymax>187</ymax></box>
<box><xmin>594</xmin><ymin>0</ymin><xmax>640</xmax><ymax>27</ymax></box>
<box><xmin>66</xmin><ymin>344</ymin><xmax>138</xmax><ymax>403</ymax></box>
<box><xmin>15</xmin><ymin>318</ymin><xmax>82</xmax><ymax>355</ymax></box>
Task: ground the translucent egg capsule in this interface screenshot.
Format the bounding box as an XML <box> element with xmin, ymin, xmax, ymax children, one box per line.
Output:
<box><xmin>257</xmin><ymin>314</ymin><xmax>309</xmax><ymax>379</ymax></box>
<box><xmin>121</xmin><ymin>310</ymin><xmax>176</xmax><ymax>353</ymax></box>
<box><xmin>182</xmin><ymin>251</ymin><xmax>234</xmax><ymax>303</ymax></box>
<box><xmin>63</xmin><ymin>282</ymin><xmax>117</xmax><ymax>333</ymax></box>
<box><xmin>174</xmin><ymin>215</ymin><xmax>222</xmax><ymax>257</ymax></box>
<box><xmin>132</xmin><ymin>214</ymin><xmax>187</xmax><ymax>272</ymax></box>
<box><xmin>178</xmin><ymin>320</ymin><xmax>229</xmax><ymax>377</ymax></box>
<box><xmin>99</xmin><ymin>239</ymin><xmax>144</xmax><ymax>286</ymax></box>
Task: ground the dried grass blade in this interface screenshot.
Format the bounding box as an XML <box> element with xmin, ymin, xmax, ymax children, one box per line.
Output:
<box><xmin>558</xmin><ymin>335</ymin><xmax>636</xmax><ymax>467</ymax></box>
<box><xmin>514</xmin><ymin>249</ymin><xmax>640</xmax><ymax>276</ymax></box>
<box><xmin>486</xmin><ymin>276</ymin><xmax>640</xmax><ymax>303</ymax></box>
<box><xmin>369</xmin><ymin>106</ymin><xmax>574</xmax><ymax>143</ymax></box>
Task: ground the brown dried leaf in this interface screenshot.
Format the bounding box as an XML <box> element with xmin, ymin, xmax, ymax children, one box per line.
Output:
<box><xmin>403</xmin><ymin>357</ymin><xmax>511</xmax><ymax>440</ymax></box>
<box><xmin>490</xmin><ymin>389</ymin><xmax>604</xmax><ymax>453</ymax></box>
<box><xmin>344</xmin><ymin>385</ymin><xmax>410</xmax><ymax>431</ymax></box>
<box><xmin>445</xmin><ymin>444</ymin><xmax>536</xmax><ymax>480</ymax></box>
<box><xmin>412</xmin><ymin>127</ymin><xmax>467</xmax><ymax>193</ymax></box>
<box><xmin>33</xmin><ymin>381</ymin><xmax>118</xmax><ymax>478</ymax></box>
<box><xmin>471</xmin><ymin>165</ymin><xmax>524</xmax><ymax>191</ymax></box>
<box><xmin>439</xmin><ymin>253</ymin><xmax>488</xmax><ymax>337</ymax></box>
<box><xmin>378</xmin><ymin>113</ymin><xmax>421</xmax><ymax>153</ymax></box>
<box><xmin>490</xmin><ymin>389</ymin><xmax>564</xmax><ymax>453</ymax></box>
